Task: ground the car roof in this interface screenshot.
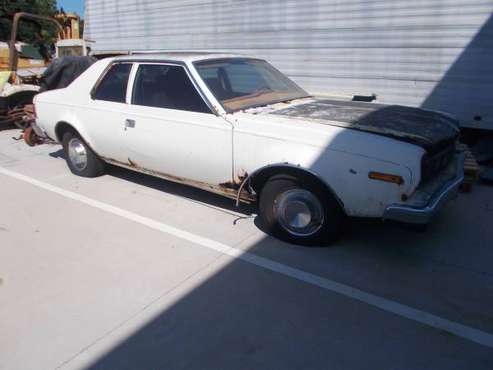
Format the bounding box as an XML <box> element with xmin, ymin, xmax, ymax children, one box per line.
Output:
<box><xmin>112</xmin><ymin>52</ymin><xmax>256</xmax><ymax>63</ymax></box>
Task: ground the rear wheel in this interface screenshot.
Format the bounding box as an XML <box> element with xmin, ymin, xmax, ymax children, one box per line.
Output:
<box><xmin>62</xmin><ymin>131</ymin><xmax>105</xmax><ymax>177</ymax></box>
<box><xmin>258</xmin><ymin>175</ymin><xmax>344</xmax><ymax>246</ymax></box>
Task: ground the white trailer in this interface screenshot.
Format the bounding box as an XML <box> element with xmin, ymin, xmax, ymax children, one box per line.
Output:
<box><xmin>84</xmin><ymin>0</ymin><xmax>493</xmax><ymax>131</ymax></box>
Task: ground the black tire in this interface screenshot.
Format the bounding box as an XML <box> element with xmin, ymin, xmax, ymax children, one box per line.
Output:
<box><xmin>258</xmin><ymin>175</ymin><xmax>344</xmax><ymax>246</ymax></box>
<box><xmin>62</xmin><ymin>131</ymin><xmax>105</xmax><ymax>177</ymax></box>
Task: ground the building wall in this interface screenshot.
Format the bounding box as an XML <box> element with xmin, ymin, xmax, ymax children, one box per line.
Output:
<box><xmin>85</xmin><ymin>0</ymin><xmax>493</xmax><ymax>130</ymax></box>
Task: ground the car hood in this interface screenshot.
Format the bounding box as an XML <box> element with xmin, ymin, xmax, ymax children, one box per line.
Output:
<box><xmin>267</xmin><ymin>99</ymin><xmax>459</xmax><ymax>152</ymax></box>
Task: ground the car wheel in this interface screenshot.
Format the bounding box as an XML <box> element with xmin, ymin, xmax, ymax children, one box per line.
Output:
<box><xmin>259</xmin><ymin>175</ymin><xmax>344</xmax><ymax>246</ymax></box>
<box><xmin>62</xmin><ymin>131</ymin><xmax>105</xmax><ymax>177</ymax></box>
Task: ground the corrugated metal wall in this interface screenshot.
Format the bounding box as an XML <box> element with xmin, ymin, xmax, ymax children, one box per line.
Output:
<box><xmin>85</xmin><ymin>0</ymin><xmax>493</xmax><ymax>130</ymax></box>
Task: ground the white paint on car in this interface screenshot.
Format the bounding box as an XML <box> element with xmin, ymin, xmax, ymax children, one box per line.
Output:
<box><xmin>33</xmin><ymin>53</ymin><xmax>461</xmax><ymax>220</ymax></box>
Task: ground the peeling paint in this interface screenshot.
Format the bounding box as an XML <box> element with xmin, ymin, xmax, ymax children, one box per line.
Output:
<box><xmin>104</xmin><ymin>157</ymin><xmax>256</xmax><ymax>203</ymax></box>
<box><xmin>269</xmin><ymin>99</ymin><xmax>459</xmax><ymax>150</ymax></box>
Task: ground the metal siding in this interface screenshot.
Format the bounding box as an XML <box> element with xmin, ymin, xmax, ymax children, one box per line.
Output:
<box><xmin>85</xmin><ymin>0</ymin><xmax>493</xmax><ymax>129</ymax></box>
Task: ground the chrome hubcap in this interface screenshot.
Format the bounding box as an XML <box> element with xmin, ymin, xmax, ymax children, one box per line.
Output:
<box><xmin>274</xmin><ymin>189</ymin><xmax>324</xmax><ymax>237</ymax></box>
<box><xmin>67</xmin><ymin>138</ymin><xmax>88</xmax><ymax>171</ymax></box>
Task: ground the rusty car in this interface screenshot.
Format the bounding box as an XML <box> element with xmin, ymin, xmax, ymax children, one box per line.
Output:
<box><xmin>31</xmin><ymin>53</ymin><xmax>464</xmax><ymax>245</ymax></box>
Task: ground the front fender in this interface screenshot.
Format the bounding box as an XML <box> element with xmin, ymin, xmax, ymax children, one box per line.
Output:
<box><xmin>241</xmin><ymin>162</ymin><xmax>345</xmax><ymax>210</ymax></box>
<box><xmin>310</xmin><ymin>151</ymin><xmax>415</xmax><ymax>217</ymax></box>
<box><xmin>242</xmin><ymin>154</ymin><xmax>414</xmax><ymax>218</ymax></box>
<box><xmin>233</xmin><ymin>126</ymin><xmax>418</xmax><ymax>218</ymax></box>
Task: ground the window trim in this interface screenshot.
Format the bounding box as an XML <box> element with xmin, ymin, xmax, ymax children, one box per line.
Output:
<box><xmin>90</xmin><ymin>61</ymin><xmax>133</xmax><ymax>103</ymax></box>
<box><xmin>127</xmin><ymin>61</ymin><xmax>216</xmax><ymax>115</ymax></box>
<box><xmin>126</xmin><ymin>63</ymin><xmax>139</xmax><ymax>104</ymax></box>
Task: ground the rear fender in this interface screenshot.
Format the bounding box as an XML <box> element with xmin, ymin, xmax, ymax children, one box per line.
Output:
<box><xmin>54</xmin><ymin>113</ymin><xmax>95</xmax><ymax>149</ymax></box>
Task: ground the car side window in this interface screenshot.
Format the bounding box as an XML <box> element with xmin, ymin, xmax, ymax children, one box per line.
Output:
<box><xmin>93</xmin><ymin>63</ymin><xmax>132</xmax><ymax>103</ymax></box>
<box><xmin>132</xmin><ymin>64</ymin><xmax>211</xmax><ymax>113</ymax></box>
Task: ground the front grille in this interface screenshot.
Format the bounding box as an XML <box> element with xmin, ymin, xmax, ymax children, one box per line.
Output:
<box><xmin>421</xmin><ymin>141</ymin><xmax>455</xmax><ymax>183</ymax></box>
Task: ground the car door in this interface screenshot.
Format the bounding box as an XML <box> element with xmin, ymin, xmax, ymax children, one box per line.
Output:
<box><xmin>80</xmin><ymin>62</ymin><xmax>133</xmax><ymax>163</ymax></box>
<box><xmin>123</xmin><ymin>62</ymin><xmax>233</xmax><ymax>185</ymax></box>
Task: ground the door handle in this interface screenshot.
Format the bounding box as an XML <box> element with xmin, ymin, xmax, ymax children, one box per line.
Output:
<box><xmin>125</xmin><ymin>119</ymin><xmax>136</xmax><ymax>129</ymax></box>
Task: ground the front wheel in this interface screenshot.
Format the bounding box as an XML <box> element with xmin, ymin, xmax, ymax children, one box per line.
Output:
<box><xmin>62</xmin><ymin>131</ymin><xmax>105</xmax><ymax>177</ymax></box>
<box><xmin>258</xmin><ymin>175</ymin><xmax>344</xmax><ymax>246</ymax></box>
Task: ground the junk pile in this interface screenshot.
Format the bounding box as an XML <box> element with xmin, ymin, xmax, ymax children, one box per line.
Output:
<box><xmin>22</xmin><ymin>56</ymin><xmax>96</xmax><ymax>146</ymax></box>
<box><xmin>2</xmin><ymin>55</ymin><xmax>95</xmax><ymax>146</ymax></box>
<box><xmin>472</xmin><ymin>137</ymin><xmax>493</xmax><ymax>185</ymax></box>
<box><xmin>458</xmin><ymin>143</ymin><xmax>481</xmax><ymax>192</ymax></box>
<box><xmin>0</xmin><ymin>68</ymin><xmax>40</xmax><ymax>130</ymax></box>
<box><xmin>458</xmin><ymin>136</ymin><xmax>493</xmax><ymax>192</ymax></box>
<box><xmin>1</xmin><ymin>11</ymin><xmax>89</xmax><ymax>132</ymax></box>
<box><xmin>39</xmin><ymin>55</ymin><xmax>96</xmax><ymax>92</ymax></box>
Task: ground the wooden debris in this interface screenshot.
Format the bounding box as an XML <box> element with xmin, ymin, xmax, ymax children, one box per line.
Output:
<box><xmin>457</xmin><ymin>143</ymin><xmax>480</xmax><ymax>193</ymax></box>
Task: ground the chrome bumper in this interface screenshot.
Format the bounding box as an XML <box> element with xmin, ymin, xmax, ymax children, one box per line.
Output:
<box><xmin>383</xmin><ymin>153</ymin><xmax>464</xmax><ymax>224</ymax></box>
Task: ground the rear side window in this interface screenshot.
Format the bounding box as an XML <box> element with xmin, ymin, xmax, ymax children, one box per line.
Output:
<box><xmin>93</xmin><ymin>63</ymin><xmax>132</xmax><ymax>103</ymax></box>
<box><xmin>132</xmin><ymin>64</ymin><xmax>210</xmax><ymax>113</ymax></box>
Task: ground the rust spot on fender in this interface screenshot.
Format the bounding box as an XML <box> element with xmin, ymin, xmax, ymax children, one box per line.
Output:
<box><xmin>220</xmin><ymin>169</ymin><xmax>249</xmax><ymax>190</ymax></box>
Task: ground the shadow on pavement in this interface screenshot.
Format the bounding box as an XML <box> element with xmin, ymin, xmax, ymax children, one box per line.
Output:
<box><xmin>42</xmin><ymin>16</ymin><xmax>493</xmax><ymax>366</ymax></box>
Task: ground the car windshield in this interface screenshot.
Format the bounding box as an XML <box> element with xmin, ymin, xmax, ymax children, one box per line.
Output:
<box><xmin>194</xmin><ymin>58</ymin><xmax>310</xmax><ymax>112</ymax></box>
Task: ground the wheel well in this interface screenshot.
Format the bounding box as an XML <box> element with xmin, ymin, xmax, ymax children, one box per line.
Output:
<box><xmin>55</xmin><ymin>121</ymin><xmax>77</xmax><ymax>142</ymax></box>
<box><xmin>249</xmin><ymin>165</ymin><xmax>345</xmax><ymax>211</ymax></box>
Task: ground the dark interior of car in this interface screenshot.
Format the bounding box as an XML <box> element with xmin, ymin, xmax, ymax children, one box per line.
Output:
<box><xmin>132</xmin><ymin>65</ymin><xmax>211</xmax><ymax>113</ymax></box>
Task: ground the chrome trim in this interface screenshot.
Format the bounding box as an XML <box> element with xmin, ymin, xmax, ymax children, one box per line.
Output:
<box><xmin>90</xmin><ymin>61</ymin><xmax>133</xmax><ymax>100</ymax></box>
<box><xmin>91</xmin><ymin>60</ymin><xmax>219</xmax><ymax>116</ymax></box>
<box><xmin>275</xmin><ymin>188</ymin><xmax>324</xmax><ymax>237</ymax></box>
<box><xmin>67</xmin><ymin>138</ymin><xmax>88</xmax><ymax>171</ymax></box>
<box><xmin>383</xmin><ymin>153</ymin><xmax>464</xmax><ymax>224</ymax></box>
<box><xmin>122</xmin><ymin>60</ymin><xmax>219</xmax><ymax>116</ymax></box>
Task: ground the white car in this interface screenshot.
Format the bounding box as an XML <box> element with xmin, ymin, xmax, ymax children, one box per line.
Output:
<box><xmin>32</xmin><ymin>53</ymin><xmax>464</xmax><ymax>245</ymax></box>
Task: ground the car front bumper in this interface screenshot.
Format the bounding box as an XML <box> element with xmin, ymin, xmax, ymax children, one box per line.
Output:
<box><xmin>383</xmin><ymin>152</ymin><xmax>465</xmax><ymax>224</ymax></box>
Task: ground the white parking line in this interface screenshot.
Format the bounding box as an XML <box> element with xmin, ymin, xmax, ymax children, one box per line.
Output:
<box><xmin>2</xmin><ymin>165</ymin><xmax>493</xmax><ymax>349</ymax></box>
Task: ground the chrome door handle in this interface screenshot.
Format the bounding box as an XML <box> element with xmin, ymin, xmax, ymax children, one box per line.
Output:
<box><xmin>125</xmin><ymin>119</ymin><xmax>136</xmax><ymax>129</ymax></box>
